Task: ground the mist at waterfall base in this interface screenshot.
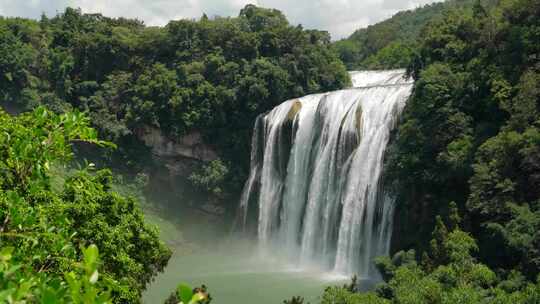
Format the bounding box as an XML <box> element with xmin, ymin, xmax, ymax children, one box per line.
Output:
<box><xmin>143</xmin><ymin>70</ymin><xmax>413</xmax><ymax>303</ymax></box>
<box><xmin>141</xmin><ymin>204</ymin><xmax>352</xmax><ymax>303</ymax></box>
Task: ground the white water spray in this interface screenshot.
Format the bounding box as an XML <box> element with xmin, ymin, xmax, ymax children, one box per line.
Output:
<box><xmin>238</xmin><ymin>70</ymin><xmax>413</xmax><ymax>277</ymax></box>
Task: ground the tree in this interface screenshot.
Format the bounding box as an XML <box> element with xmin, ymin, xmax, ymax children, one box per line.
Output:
<box><xmin>385</xmin><ymin>0</ymin><xmax>540</xmax><ymax>278</ymax></box>
<box><xmin>0</xmin><ymin>107</ymin><xmax>171</xmax><ymax>303</ymax></box>
<box><xmin>1</xmin><ymin>5</ymin><xmax>349</xmax><ymax>198</ymax></box>
<box><xmin>189</xmin><ymin>159</ymin><xmax>230</xmax><ymax>197</ymax></box>
<box><xmin>319</xmin><ymin>208</ymin><xmax>540</xmax><ymax>303</ymax></box>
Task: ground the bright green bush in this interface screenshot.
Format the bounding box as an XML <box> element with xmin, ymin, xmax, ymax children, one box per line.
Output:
<box><xmin>0</xmin><ymin>107</ymin><xmax>171</xmax><ymax>303</ymax></box>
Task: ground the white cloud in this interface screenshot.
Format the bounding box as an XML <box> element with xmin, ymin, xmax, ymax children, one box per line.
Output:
<box><xmin>0</xmin><ymin>0</ymin><xmax>443</xmax><ymax>39</ymax></box>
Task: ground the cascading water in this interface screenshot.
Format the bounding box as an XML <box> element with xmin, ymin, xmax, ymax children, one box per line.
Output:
<box><xmin>238</xmin><ymin>70</ymin><xmax>413</xmax><ymax>277</ymax></box>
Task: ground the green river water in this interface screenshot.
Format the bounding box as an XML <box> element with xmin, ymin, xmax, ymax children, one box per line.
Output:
<box><xmin>140</xmin><ymin>206</ymin><xmax>352</xmax><ymax>304</ymax></box>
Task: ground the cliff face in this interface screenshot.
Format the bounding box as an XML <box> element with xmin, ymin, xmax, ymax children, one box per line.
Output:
<box><xmin>135</xmin><ymin>126</ymin><xmax>218</xmax><ymax>163</ymax></box>
<box><xmin>134</xmin><ymin>126</ymin><xmax>221</xmax><ymax>212</ymax></box>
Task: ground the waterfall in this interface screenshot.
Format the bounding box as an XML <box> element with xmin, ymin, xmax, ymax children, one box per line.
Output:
<box><xmin>238</xmin><ymin>70</ymin><xmax>413</xmax><ymax>277</ymax></box>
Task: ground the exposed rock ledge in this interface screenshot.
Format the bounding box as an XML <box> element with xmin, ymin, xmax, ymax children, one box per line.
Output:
<box><xmin>135</xmin><ymin>125</ymin><xmax>218</xmax><ymax>162</ymax></box>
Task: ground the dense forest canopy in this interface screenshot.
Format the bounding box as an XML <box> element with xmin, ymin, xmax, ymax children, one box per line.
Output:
<box><xmin>387</xmin><ymin>0</ymin><xmax>540</xmax><ymax>277</ymax></box>
<box><xmin>0</xmin><ymin>5</ymin><xmax>349</xmax><ymax>195</ymax></box>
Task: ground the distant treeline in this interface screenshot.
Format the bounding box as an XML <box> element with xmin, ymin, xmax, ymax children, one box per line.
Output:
<box><xmin>333</xmin><ymin>0</ymin><xmax>499</xmax><ymax>70</ymax></box>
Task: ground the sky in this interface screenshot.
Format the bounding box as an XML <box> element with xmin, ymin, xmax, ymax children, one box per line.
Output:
<box><xmin>0</xmin><ymin>0</ymin><xmax>443</xmax><ymax>40</ymax></box>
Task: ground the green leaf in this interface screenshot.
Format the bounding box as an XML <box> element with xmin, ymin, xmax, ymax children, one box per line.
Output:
<box><xmin>177</xmin><ymin>284</ymin><xmax>193</xmax><ymax>303</ymax></box>
<box><xmin>16</xmin><ymin>280</ymin><xmax>34</xmax><ymax>300</ymax></box>
<box><xmin>83</xmin><ymin>244</ymin><xmax>99</xmax><ymax>268</ymax></box>
<box><xmin>5</xmin><ymin>264</ymin><xmax>22</xmax><ymax>277</ymax></box>
<box><xmin>89</xmin><ymin>270</ymin><xmax>99</xmax><ymax>284</ymax></box>
<box><xmin>40</xmin><ymin>287</ymin><xmax>58</xmax><ymax>304</ymax></box>
<box><xmin>189</xmin><ymin>292</ymin><xmax>206</xmax><ymax>304</ymax></box>
<box><xmin>0</xmin><ymin>246</ymin><xmax>14</xmax><ymax>261</ymax></box>
<box><xmin>0</xmin><ymin>288</ymin><xmax>15</xmax><ymax>302</ymax></box>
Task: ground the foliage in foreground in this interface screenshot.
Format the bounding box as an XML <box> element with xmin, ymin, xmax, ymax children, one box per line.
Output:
<box><xmin>164</xmin><ymin>284</ymin><xmax>211</xmax><ymax>304</ymax></box>
<box><xmin>1</xmin><ymin>243</ymin><xmax>111</xmax><ymax>303</ymax></box>
<box><xmin>319</xmin><ymin>208</ymin><xmax>540</xmax><ymax>304</ymax></box>
<box><xmin>0</xmin><ymin>107</ymin><xmax>171</xmax><ymax>303</ymax></box>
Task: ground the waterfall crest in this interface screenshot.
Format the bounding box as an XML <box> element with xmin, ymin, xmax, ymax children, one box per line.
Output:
<box><xmin>238</xmin><ymin>70</ymin><xmax>413</xmax><ymax>277</ymax></box>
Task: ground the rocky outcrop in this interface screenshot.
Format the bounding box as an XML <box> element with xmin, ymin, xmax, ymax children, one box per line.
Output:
<box><xmin>134</xmin><ymin>126</ymin><xmax>225</xmax><ymax>215</ymax></box>
<box><xmin>135</xmin><ymin>125</ymin><xmax>218</xmax><ymax>163</ymax></box>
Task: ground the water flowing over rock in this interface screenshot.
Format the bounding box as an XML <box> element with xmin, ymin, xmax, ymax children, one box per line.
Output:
<box><xmin>238</xmin><ymin>70</ymin><xmax>413</xmax><ymax>277</ymax></box>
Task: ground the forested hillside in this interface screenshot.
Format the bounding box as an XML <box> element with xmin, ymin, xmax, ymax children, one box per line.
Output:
<box><xmin>333</xmin><ymin>0</ymin><xmax>498</xmax><ymax>69</ymax></box>
<box><xmin>0</xmin><ymin>5</ymin><xmax>349</xmax><ymax>200</ymax></box>
<box><xmin>315</xmin><ymin>0</ymin><xmax>540</xmax><ymax>302</ymax></box>
<box><xmin>388</xmin><ymin>0</ymin><xmax>540</xmax><ymax>277</ymax></box>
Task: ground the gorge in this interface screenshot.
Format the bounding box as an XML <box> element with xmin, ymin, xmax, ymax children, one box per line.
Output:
<box><xmin>144</xmin><ymin>70</ymin><xmax>414</xmax><ymax>303</ymax></box>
